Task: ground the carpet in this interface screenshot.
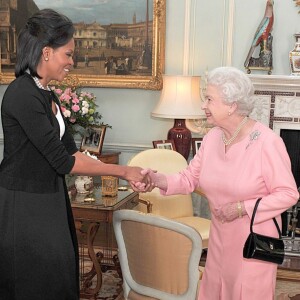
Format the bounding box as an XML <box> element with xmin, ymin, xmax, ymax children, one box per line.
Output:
<box><xmin>276</xmin><ymin>280</ymin><xmax>300</xmax><ymax>300</ymax></box>
<box><xmin>80</xmin><ymin>269</ymin><xmax>123</xmax><ymax>300</ymax></box>
<box><xmin>95</xmin><ymin>270</ymin><xmax>122</xmax><ymax>300</ymax></box>
<box><xmin>199</xmin><ymin>251</ymin><xmax>300</xmax><ymax>300</ymax></box>
<box><xmin>79</xmin><ymin>270</ymin><xmax>300</xmax><ymax>300</ymax></box>
<box><xmin>80</xmin><ymin>248</ymin><xmax>300</xmax><ymax>300</ymax></box>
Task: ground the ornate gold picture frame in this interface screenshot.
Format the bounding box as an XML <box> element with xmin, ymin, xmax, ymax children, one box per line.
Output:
<box><xmin>0</xmin><ymin>0</ymin><xmax>165</xmax><ymax>90</ymax></box>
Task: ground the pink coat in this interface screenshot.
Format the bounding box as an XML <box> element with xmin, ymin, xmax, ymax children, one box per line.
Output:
<box><xmin>164</xmin><ymin>122</ymin><xmax>298</xmax><ymax>300</ymax></box>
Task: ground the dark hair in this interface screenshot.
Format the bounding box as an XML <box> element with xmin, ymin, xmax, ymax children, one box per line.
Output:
<box><xmin>15</xmin><ymin>9</ymin><xmax>75</xmax><ymax>78</ymax></box>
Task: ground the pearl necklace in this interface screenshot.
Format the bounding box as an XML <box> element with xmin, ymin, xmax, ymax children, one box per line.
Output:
<box><xmin>32</xmin><ymin>76</ymin><xmax>50</xmax><ymax>91</ymax></box>
<box><xmin>222</xmin><ymin>116</ymin><xmax>249</xmax><ymax>146</ymax></box>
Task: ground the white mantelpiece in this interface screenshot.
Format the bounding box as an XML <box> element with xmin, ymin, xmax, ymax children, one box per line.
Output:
<box><xmin>249</xmin><ymin>75</ymin><xmax>300</xmax><ymax>135</ymax></box>
<box><xmin>249</xmin><ymin>74</ymin><xmax>300</xmax><ymax>92</ymax></box>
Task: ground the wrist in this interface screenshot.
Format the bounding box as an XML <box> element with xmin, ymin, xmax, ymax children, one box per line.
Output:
<box><xmin>236</xmin><ymin>201</ymin><xmax>246</xmax><ymax>218</ymax></box>
<box><xmin>153</xmin><ymin>173</ymin><xmax>167</xmax><ymax>191</ymax></box>
<box><xmin>237</xmin><ymin>201</ymin><xmax>243</xmax><ymax>218</ymax></box>
<box><xmin>240</xmin><ymin>201</ymin><xmax>246</xmax><ymax>216</ymax></box>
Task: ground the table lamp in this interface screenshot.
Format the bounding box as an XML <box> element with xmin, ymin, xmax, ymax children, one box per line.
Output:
<box><xmin>152</xmin><ymin>75</ymin><xmax>206</xmax><ymax>160</ymax></box>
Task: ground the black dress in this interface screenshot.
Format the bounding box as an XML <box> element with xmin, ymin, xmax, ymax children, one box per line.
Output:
<box><xmin>0</xmin><ymin>178</ymin><xmax>78</xmax><ymax>300</ymax></box>
<box><xmin>0</xmin><ymin>75</ymin><xmax>79</xmax><ymax>300</ymax></box>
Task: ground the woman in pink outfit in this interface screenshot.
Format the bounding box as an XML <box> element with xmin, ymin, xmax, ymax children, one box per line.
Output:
<box><xmin>134</xmin><ymin>67</ymin><xmax>299</xmax><ymax>299</ymax></box>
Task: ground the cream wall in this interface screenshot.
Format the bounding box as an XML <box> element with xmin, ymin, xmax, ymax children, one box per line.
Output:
<box><xmin>190</xmin><ymin>0</ymin><xmax>299</xmax><ymax>75</ymax></box>
<box><xmin>0</xmin><ymin>0</ymin><xmax>299</xmax><ymax>164</ymax></box>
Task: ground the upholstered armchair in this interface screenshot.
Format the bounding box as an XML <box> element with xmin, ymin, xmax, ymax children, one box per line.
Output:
<box><xmin>113</xmin><ymin>209</ymin><xmax>203</xmax><ymax>300</ymax></box>
<box><xmin>127</xmin><ymin>148</ymin><xmax>210</xmax><ymax>249</ymax></box>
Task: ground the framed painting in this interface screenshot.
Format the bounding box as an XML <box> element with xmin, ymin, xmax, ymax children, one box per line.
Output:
<box><xmin>191</xmin><ymin>138</ymin><xmax>202</xmax><ymax>156</ymax></box>
<box><xmin>80</xmin><ymin>125</ymin><xmax>106</xmax><ymax>154</ymax></box>
<box><xmin>0</xmin><ymin>0</ymin><xmax>166</xmax><ymax>90</ymax></box>
<box><xmin>153</xmin><ymin>140</ymin><xmax>176</xmax><ymax>151</ymax></box>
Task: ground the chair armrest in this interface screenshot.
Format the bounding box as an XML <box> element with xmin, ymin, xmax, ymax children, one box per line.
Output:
<box><xmin>137</xmin><ymin>198</ymin><xmax>153</xmax><ymax>213</ymax></box>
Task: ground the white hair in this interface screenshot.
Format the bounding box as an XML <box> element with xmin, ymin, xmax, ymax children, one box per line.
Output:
<box><xmin>207</xmin><ymin>67</ymin><xmax>255</xmax><ymax>115</ymax></box>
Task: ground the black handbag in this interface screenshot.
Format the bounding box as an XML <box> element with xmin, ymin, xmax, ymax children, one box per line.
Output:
<box><xmin>243</xmin><ymin>198</ymin><xmax>284</xmax><ymax>264</ymax></box>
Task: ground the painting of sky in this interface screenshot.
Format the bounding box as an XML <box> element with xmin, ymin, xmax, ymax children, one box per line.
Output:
<box><xmin>33</xmin><ymin>0</ymin><xmax>153</xmax><ymax>25</ymax></box>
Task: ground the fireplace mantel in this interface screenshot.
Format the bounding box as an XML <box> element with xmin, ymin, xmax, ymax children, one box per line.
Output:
<box><xmin>249</xmin><ymin>74</ymin><xmax>300</xmax><ymax>92</ymax></box>
<box><xmin>247</xmin><ymin>75</ymin><xmax>300</xmax><ymax>251</ymax></box>
<box><xmin>248</xmin><ymin>75</ymin><xmax>300</xmax><ymax>133</ymax></box>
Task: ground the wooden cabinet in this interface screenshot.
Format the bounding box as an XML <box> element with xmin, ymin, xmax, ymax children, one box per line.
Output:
<box><xmin>95</xmin><ymin>151</ymin><xmax>120</xmax><ymax>164</ymax></box>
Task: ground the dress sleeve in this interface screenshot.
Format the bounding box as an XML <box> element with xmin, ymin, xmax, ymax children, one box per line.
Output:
<box><xmin>244</xmin><ymin>134</ymin><xmax>299</xmax><ymax>223</ymax></box>
<box><xmin>61</xmin><ymin>127</ymin><xmax>78</xmax><ymax>155</ymax></box>
<box><xmin>161</xmin><ymin>134</ymin><xmax>206</xmax><ymax>196</ymax></box>
<box><xmin>6</xmin><ymin>87</ymin><xmax>76</xmax><ymax>174</ymax></box>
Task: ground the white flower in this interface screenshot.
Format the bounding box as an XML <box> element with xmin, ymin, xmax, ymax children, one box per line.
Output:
<box><xmin>82</xmin><ymin>107</ymin><xmax>89</xmax><ymax>115</ymax></box>
<box><xmin>63</xmin><ymin>109</ymin><xmax>71</xmax><ymax>118</ymax></box>
<box><xmin>82</xmin><ymin>100</ymin><xmax>89</xmax><ymax>108</ymax></box>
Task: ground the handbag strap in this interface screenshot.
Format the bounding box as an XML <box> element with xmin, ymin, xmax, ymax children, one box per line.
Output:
<box><xmin>250</xmin><ymin>198</ymin><xmax>282</xmax><ymax>238</ymax></box>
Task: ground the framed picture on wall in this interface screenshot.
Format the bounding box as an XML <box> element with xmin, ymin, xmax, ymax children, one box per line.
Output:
<box><xmin>152</xmin><ymin>140</ymin><xmax>176</xmax><ymax>151</ymax></box>
<box><xmin>191</xmin><ymin>138</ymin><xmax>202</xmax><ymax>156</ymax></box>
<box><xmin>0</xmin><ymin>0</ymin><xmax>166</xmax><ymax>90</ymax></box>
<box><xmin>80</xmin><ymin>125</ymin><xmax>106</xmax><ymax>154</ymax></box>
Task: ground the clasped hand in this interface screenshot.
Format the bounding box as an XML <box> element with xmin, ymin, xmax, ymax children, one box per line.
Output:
<box><xmin>214</xmin><ymin>202</ymin><xmax>241</xmax><ymax>223</ymax></box>
<box><xmin>129</xmin><ymin>168</ymin><xmax>157</xmax><ymax>192</ymax></box>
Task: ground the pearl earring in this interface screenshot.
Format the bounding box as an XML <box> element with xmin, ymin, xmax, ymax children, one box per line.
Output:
<box><xmin>228</xmin><ymin>111</ymin><xmax>231</xmax><ymax>116</ymax></box>
<box><xmin>45</xmin><ymin>57</ymin><xmax>49</xmax><ymax>61</ymax></box>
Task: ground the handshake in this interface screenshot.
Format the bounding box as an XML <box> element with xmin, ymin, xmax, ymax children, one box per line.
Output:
<box><xmin>129</xmin><ymin>168</ymin><xmax>167</xmax><ymax>192</ymax></box>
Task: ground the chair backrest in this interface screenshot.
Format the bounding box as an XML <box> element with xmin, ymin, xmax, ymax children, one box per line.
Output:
<box><xmin>113</xmin><ymin>210</ymin><xmax>202</xmax><ymax>300</ymax></box>
<box><xmin>127</xmin><ymin>149</ymin><xmax>194</xmax><ymax>219</ymax></box>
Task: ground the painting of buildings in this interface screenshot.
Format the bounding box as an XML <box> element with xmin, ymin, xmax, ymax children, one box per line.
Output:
<box><xmin>0</xmin><ymin>0</ymin><xmax>154</xmax><ymax>76</ymax></box>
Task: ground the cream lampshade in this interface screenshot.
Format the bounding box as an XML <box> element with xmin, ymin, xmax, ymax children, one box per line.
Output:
<box><xmin>152</xmin><ymin>75</ymin><xmax>206</xmax><ymax>159</ymax></box>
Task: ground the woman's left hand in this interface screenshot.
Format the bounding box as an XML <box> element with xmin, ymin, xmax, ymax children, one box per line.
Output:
<box><xmin>214</xmin><ymin>201</ymin><xmax>245</xmax><ymax>223</ymax></box>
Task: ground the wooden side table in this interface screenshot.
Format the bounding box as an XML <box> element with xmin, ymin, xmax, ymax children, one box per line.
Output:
<box><xmin>95</xmin><ymin>151</ymin><xmax>121</xmax><ymax>164</ymax></box>
<box><xmin>71</xmin><ymin>185</ymin><xmax>138</xmax><ymax>299</ymax></box>
<box><xmin>92</xmin><ymin>152</ymin><xmax>121</xmax><ymax>185</ymax></box>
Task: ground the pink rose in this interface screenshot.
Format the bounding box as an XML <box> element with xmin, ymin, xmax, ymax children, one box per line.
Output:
<box><xmin>60</xmin><ymin>93</ymin><xmax>71</xmax><ymax>103</ymax></box>
<box><xmin>86</xmin><ymin>93</ymin><xmax>93</xmax><ymax>99</ymax></box>
<box><xmin>64</xmin><ymin>87</ymin><xmax>72</xmax><ymax>95</ymax></box>
<box><xmin>54</xmin><ymin>88</ymin><xmax>63</xmax><ymax>95</ymax></box>
<box><xmin>71</xmin><ymin>92</ymin><xmax>77</xmax><ymax>98</ymax></box>
<box><xmin>72</xmin><ymin>97</ymin><xmax>79</xmax><ymax>104</ymax></box>
<box><xmin>72</xmin><ymin>104</ymin><xmax>80</xmax><ymax>112</ymax></box>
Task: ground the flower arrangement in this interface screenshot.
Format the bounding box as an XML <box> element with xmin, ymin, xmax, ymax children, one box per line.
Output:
<box><xmin>52</xmin><ymin>85</ymin><xmax>109</xmax><ymax>136</ymax></box>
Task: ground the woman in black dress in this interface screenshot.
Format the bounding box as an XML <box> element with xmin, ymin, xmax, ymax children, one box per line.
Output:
<box><xmin>0</xmin><ymin>9</ymin><xmax>147</xmax><ymax>300</ymax></box>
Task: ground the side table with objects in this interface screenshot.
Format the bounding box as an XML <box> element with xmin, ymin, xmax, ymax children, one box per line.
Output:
<box><xmin>95</xmin><ymin>151</ymin><xmax>121</xmax><ymax>164</ymax></box>
<box><xmin>69</xmin><ymin>182</ymin><xmax>138</xmax><ymax>299</ymax></box>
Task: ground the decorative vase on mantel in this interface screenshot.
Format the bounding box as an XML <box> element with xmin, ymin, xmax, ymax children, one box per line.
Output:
<box><xmin>289</xmin><ymin>33</ymin><xmax>300</xmax><ymax>75</ymax></box>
